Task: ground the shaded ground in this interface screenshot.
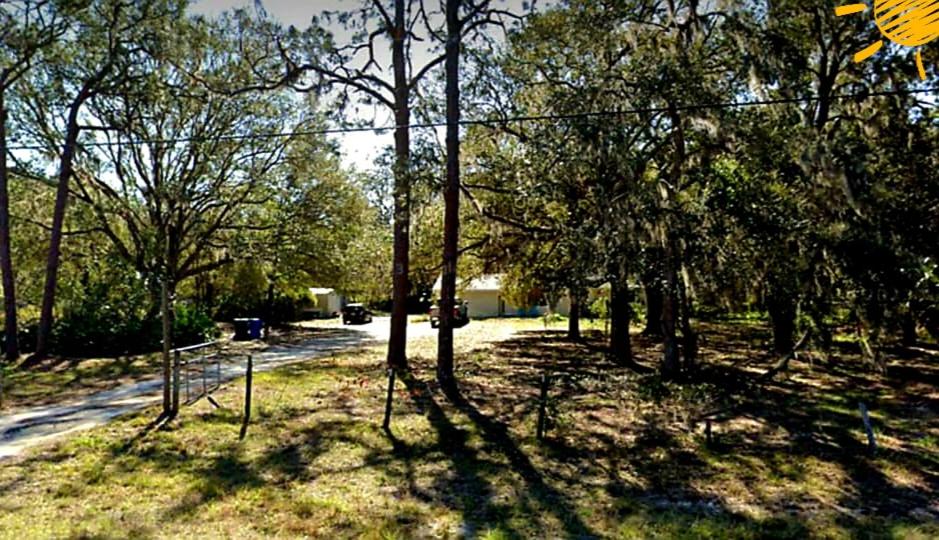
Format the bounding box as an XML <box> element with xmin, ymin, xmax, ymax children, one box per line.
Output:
<box><xmin>0</xmin><ymin>324</ymin><xmax>392</xmax><ymax>459</ymax></box>
<box><xmin>0</xmin><ymin>319</ymin><xmax>936</xmax><ymax>538</ymax></box>
<box><xmin>1</xmin><ymin>323</ymin><xmax>376</xmax><ymax>413</ymax></box>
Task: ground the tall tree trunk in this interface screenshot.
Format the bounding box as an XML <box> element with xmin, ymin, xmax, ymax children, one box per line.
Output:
<box><xmin>436</xmin><ymin>0</ymin><xmax>461</xmax><ymax>392</ymax></box>
<box><xmin>161</xmin><ymin>213</ymin><xmax>182</xmax><ymax>415</ymax></box>
<box><xmin>609</xmin><ymin>281</ymin><xmax>633</xmax><ymax>366</ymax></box>
<box><xmin>767</xmin><ymin>288</ymin><xmax>796</xmax><ymax>354</ymax></box>
<box><xmin>901</xmin><ymin>303</ymin><xmax>917</xmax><ymax>347</ymax></box>
<box><xmin>34</xmin><ymin>102</ymin><xmax>83</xmax><ymax>359</ymax></box>
<box><xmin>264</xmin><ymin>277</ymin><xmax>275</xmax><ymax>341</ymax></box>
<box><xmin>0</xmin><ymin>92</ymin><xmax>18</xmax><ymax>361</ymax></box>
<box><xmin>660</xmin><ymin>261</ymin><xmax>681</xmax><ymax>380</ymax></box>
<box><xmin>386</xmin><ymin>0</ymin><xmax>411</xmax><ymax>371</ymax></box>
<box><xmin>640</xmin><ymin>270</ymin><xmax>663</xmax><ymax>338</ymax></box>
<box><xmin>677</xmin><ymin>266</ymin><xmax>698</xmax><ymax>372</ymax></box>
<box><xmin>568</xmin><ymin>287</ymin><xmax>581</xmax><ymax>341</ymax></box>
<box><xmin>161</xmin><ymin>275</ymin><xmax>174</xmax><ymax>417</ymax></box>
<box><xmin>660</xmin><ymin>104</ymin><xmax>684</xmax><ymax>380</ymax></box>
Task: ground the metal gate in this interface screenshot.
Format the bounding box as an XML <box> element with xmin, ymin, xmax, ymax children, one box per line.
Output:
<box><xmin>171</xmin><ymin>342</ymin><xmax>222</xmax><ymax>408</ymax></box>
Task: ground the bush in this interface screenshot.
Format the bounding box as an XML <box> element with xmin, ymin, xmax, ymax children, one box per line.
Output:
<box><xmin>51</xmin><ymin>290</ymin><xmax>218</xmax><ymax>357</ymax></box>
<box><xmin>173</xmin><ymin>303</ymin><xmax>220</xmax><ymax>347</ymax></box>
<box><xmin>214</xmin><ymin>287</ymin><xmax>314</xmax><ymax>325</ymax></box>
<box><xmin>51</xmin><ymin>280</ymin><xmax>157</xmax><ymax>357</ymax></box>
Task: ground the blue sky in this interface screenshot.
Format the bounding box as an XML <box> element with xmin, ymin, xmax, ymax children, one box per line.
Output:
<box><xmin>189</xmin><ymin>0</ymin><xmax>531</xmax><ymax>173</ymax></box>
<box><xmin>190</xmin><ymin>0</ymin><xmax>399</xmax><ymax>172</ymax></box>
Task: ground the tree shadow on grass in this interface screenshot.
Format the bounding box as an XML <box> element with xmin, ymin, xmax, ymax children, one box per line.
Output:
<box><xmin>163</xmin><ymin>442</ymin><xmax>267</xmax><ymax>519</ymax></box>
<box><xmin>397</xmin><ymin>367</ymin><xmax>599</xmax><ymax>539</ymax></box>
<box><xmin>395</xmin><ymin>370</ymin><xmax>527</xmax><ymax>539</ymax></box>
<box><xmin>452</xmin><ymin>327</ymin><xmax>939</xmax><ymax>534</ymax></box>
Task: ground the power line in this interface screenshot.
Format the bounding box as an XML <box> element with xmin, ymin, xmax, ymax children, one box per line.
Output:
<box><xmin>7</xmin><ymin>86</ymin><xmax>937</xmax><ymax>152</ymax></box>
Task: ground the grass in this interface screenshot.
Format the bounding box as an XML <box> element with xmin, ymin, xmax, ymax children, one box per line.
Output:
<box><xmin>0</xmin><ymin>318</ymin><xmax>936</xmax><ymax>539</ymax></box>
<box><xmin>0</xmin><ymin>323</ymin><xmax>360</xmax><ymax>412</ymax></box>
<box><xmin>0</xmin><ymin>352</ymin><xmax>161</xmax><ymax>411</ymax></box>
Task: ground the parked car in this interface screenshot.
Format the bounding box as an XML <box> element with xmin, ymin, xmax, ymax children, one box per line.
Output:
<box><xmin>342</xmin><ymin>303</ymin><xmax>373</xmax><ymax>325</ymax></box>
<box><xmin>429</xmin><ymin>298</ymin><xmax>469</xmax><ymax>328</ymax></box>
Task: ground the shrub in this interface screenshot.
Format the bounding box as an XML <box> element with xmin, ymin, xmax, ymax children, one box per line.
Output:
<box><xmin>51</xmin><ymin>281</ymin><xmax>156</xmax><ymax>357</ymax></box>
<box><xmin>214</xmin><ymin>288</ymin><xmax>314</xmax><ymax>325</ymax></box>
<box><xmin>173</xmin><ymin>303</ymin><xmax>220</xmax><ymax>347</ymax></box>
<box><xmin>49</xmin><ymin>279</ymin><xmax>219</xmax><ymax>357</ymax></box>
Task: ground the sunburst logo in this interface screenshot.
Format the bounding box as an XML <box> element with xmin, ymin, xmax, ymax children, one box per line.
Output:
<box><xmin>836</xmin><ymin>0</ymin><xmax>938</xmax><ymax>80</ymax></box>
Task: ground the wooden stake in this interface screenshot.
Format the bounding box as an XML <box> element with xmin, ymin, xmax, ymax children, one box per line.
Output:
<box><xmin>536</xmin><ymin>373</ymin><xmax>549</xmax><ymax>441</ymax></box>
<box><xmin>382</xmin><ymin>367</ymin><xmax>395</xmax><ymax>430</ymax></box>
<box><xmin>858</xmin><ymin>402</ymin><xmax>876</xmax><ymax>453</ymax></box>
<box><xmin>239</xmin><ymin>355</ymin><xmax>253</xmax><ymax>440</ymax></box>
<box><xmin>172</xmin><ymin>349</ymin><xmax>180</xmax><ymax>414</ymax></box>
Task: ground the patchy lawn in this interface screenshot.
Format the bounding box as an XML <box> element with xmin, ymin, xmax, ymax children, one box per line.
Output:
<box><xmin>0</xmin><ymin>352</ymin><xmax>161</xmax><ymax>412</ymax></box>
<box><xmin>0</xmin><ymin>319</ymin><xmax>936</xmax><ymax>539</ymax></box>
<box><xmin>0</xmin><ymin>323</ymin><xmax>371</xmax><ymax>413</ymax></box>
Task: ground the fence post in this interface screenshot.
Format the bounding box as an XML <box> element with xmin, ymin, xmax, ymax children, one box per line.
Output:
<box><xmin>240</xmin><ymin>355</ymin><xmax>253</xmax><ymax>440</ymax></box>
<box><xmin>172</xmin><ymin>349</ymin><xmax>181</xmax><ymax>414</ymax></box>
<box><xmin>382</xmin><ymin>367</ymin><xmax>396</xmax><ymax>430</ymax></box>
<box><xmin>536</xmin><ymin>372</ymin><xmax>549</xmax><ymax>441</ymax></box>
<box><xmin>185</xmin><ymin>355</ymin><xmax>190</xmax><ymax>403</ymax></box>
<box><xmin>858</xmin><ymin>402</ymin><xmax>877</xmax><ymax>453</ymax></box>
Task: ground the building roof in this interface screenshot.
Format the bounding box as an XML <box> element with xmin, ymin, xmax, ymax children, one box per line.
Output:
<box><xmin>308</xmin><ymin>287</ymin><xmax>336</xmax><ymax>295</ymax></box>
<box><xmin>432</xmin><ymin>274</ymin><xmax>503</xmax><ymax>292</ymax></box>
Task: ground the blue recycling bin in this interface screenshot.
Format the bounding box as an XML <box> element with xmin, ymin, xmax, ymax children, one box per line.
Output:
<box><xmin>234</xmin><ymin>318</ymin><xmax>263</xmax><ymax>341</ymax></box>
<box><xmin>248</xmin><ymin>318</ymin><xmax>263</xmax><ymax>339</ymax></box>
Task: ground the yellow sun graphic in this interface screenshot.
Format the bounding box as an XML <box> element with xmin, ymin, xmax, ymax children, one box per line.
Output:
<box><xmin>836</xmin><ymin>0</ymin><xmax>939</xmax><ymax>80</ymax></box>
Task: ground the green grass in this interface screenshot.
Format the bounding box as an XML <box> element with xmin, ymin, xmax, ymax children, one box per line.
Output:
<box><xmin>0</xmin><ymin>323</ymin><xmax>375</xmax><ymax>412</ymax></box>
<box><xmin>0</xmin><ymin>319</ymin><xmax>936</xmax><ymax>539</ymax></box>
<box><xmin>0</xmin><ymin>352</ymin><xmax>160</xmax><ymax>411</ymax></box>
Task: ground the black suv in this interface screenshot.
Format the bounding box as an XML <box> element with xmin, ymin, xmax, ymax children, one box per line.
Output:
<box><xmin>342</xmin><ymin>303</ymin><xmax>373</xmax><ymax>325</ymax></box>
<box><xmin>429</xmin><ymin>298</ymin><xmax>469</xmax><ymax>328</ymax></box>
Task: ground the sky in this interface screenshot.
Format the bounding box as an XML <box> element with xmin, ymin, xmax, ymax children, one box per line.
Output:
<box><xmin>188</xmin><ymin>0</ymin><xmax>530</xmax><ymax>173</ymax></box>
<box><xmin>191</xmin><ymin>0</ymin><xmax>393</xmax><ymax>172</ymax></box>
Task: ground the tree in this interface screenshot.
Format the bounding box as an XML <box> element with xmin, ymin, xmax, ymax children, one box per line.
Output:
<box><xmin>435</xmin><ymin>0</ymin><xmax>463</xmax><ymax>390</ymax></box>
<box><xmin>224</xmin><ymin>1</ymin><xmax>455</xmax><ymax>370</ymax></box>
<box><xmin>738</xmin><ymin>0</ymin><xmax>916</xmax><ymax>369</ymax></box>
<box><xmin>21</xmin><ymin>0</ymin><xmax>176</xmax><ymax>360</ymax></box>
<box><xmin>0</xmin><ymin>0</ymin><xmax>71</xmax><ymax>361</ymax></box>
<box><xmin>464</xmin><ymin>0</ymin><xmax>677</xmax><ymax>368</ymax></box>
<box><xmin>240</xmin><ymin>132</ymin><xmax>372</xmax><ymax>336</ymax></box>
<box><xmin>75</xmin><ymin>16</ymin><xmax>293</xmax><ymax>415</ymax></box>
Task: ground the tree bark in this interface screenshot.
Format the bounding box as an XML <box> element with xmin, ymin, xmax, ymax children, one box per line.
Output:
<box><xmin>609</xmin><ymin>281</ymin><xmax>633</xmax><ymax>366</ymax></box>
<box><xmin>34</xmin><ymin>100</ymin><xmax>84</xmax><ymax>359</ymax></box>
<box><xmin>264</xmin><ymin>278</ymin><xmax>275</xmax><ymax>341</ymax></box>
<box><xmin>162</xmin><ymin>219</ymin><xmax>179</xmax><ymax>416</ymax></box>
<box><xmin>0</xmin><ymin>92</ymin><xmax>18</xmax><ymax>361</ymax></box>
<box><xmin>901</xmin><ymin>306</ymin><xmax>917</xmax><ymax>347</ymax></box>
<box><xmin>640</xmin><ymin>270</ymin><xmax>663</xmax><ymax>338</ymax></box>
<box><xmin>677</xmin><ymin>266</ymin><xmax>698</xmax><ymax>372</ymax></box>
<box><xmin>660</xmin><ymin>104</ymin><xmax>684</xmax><ymax>380</ymax></box>
<box><xmin>436</xmin><ymin>0</ymin><xmax>461</xmax><ymax>392</ymax></box>
<box><xmin>568</xmin><ymin>287</ymin><xmax>581</xmax><ymax>341</ymax></box>
<box><xmin>161</xmin><ymin>275</ymin><xmax>173</xmax><ymax>417</ymax></box>
<box><xmin>386</xmin><ymin>0</ymin><xmax>411</xmax><ymax>371</ymax></box>
<box><xmin>660</xmin><ymin>262</ymin><xmax>681</xmax><ymax>379</ymax></box>
<box><xmin>767</xmin><ymin>287</ymin><xmax>796</xmax><ymax>354</ymax></box>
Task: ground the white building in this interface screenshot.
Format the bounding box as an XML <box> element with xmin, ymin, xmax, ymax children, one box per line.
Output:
<box><xmin>432</xmin><ymin>274</ymin><xmax>558</xmax><ymax>318</ymax></box>
<box><xmin>308</xmin><ymin>288</ymin><xmax>345</xmax><ymax>318</ymax></box>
